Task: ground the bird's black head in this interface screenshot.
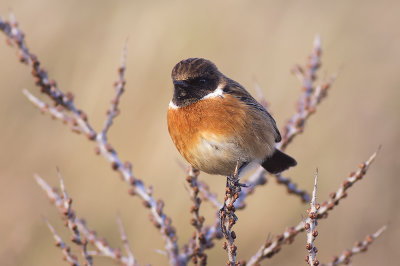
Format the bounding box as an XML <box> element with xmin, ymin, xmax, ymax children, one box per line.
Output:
<box><xmin>171</xmin><ymin>58</ymin><xmax>222</xmax><ymax>107</ymax></box>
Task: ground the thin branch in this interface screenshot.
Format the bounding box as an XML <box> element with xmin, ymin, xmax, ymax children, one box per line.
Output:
<box><xmin>197</xmin><ymin>181</ymin><xmax>223</xmax><ymax>209</ymax></box>
<box><xmin>270</xmin><ymin>35</ymin><xmax>337</xmax><ymax>202</ymax></box>
<box><xmin>274</xmin><ymin>173</ymin><xmax>311</xmax><ymax>203</ymax></box>
<box><xmin>305</xmin><ymin>170</ymin><xmax>319</xmax><ymax>266</ymax></box>
<box><xmin>220</xmin><ymin>163</ymin><xmax>242</xmax><ymax>266</ymax></box>
<box><xmin>267</xmin><ymin>35</ymin><xmax>336</xmax><ymax>202</ymax></box>
<box><xmin>0</xmin><ymin>14</ymin><xmax>96</xmax><ymax>139</ymax></box>
<box><xmin>101</xmin><ymin>41</ymin><xmax>128</xmax><ymax>137</ymax></box>
<box><xmin>317</xmin><ymin>148</ymin><xmax>379</xmax><ymax>218</ymax></box>
<box><xmin>182</xmin><ymin>218</ymin><xmax>224</xmax><ymax>263</ymax></box>
<box><xmin>56</xmin><ymin>169</ymin><xmax>93</xmax><ymax>266</ymax></box>
<box><xmin>278</xmin><ymin>35</ymin><xmax>335</xmax><ymax>151</ymax></box>
<box><xmin>0</xmin><ymin>14</ymin><xmax>182</xmax><ymax>264</ymax></box>
<box><xmin>246</xmin><ymin>150</ymin><xmax>379</xmax><ymax>265</ymax></box>
<box><xmin>187</xmin><ymin>163</ymin><xmax>268</xmax><ymax>260</ymax></box>
<box><xmin>26</xmin><ymin>90</ymin><xmax>181</xmax><ymax>264</ymax></box>
<box><xmin>35</xmin><ymin>174</ymin><xmax>133</xmax><ymax>265</ymax></box>
<box><xmin>45</xmin><ymin>219</ymin><xmax>80</xmax><ymax>266</ymax></box>
<box><xmin>191</xmin><ymin>164</ymin><xmax>306</xmax><ymax>260</ymax></box>
<box><xmin>277</xmin><ymin>74</ymin><xmax>336</xmax><ymax>152</ymax></box>
<box><xmin>117</xmin><ymin>215</ymin><xmax>138</xmax><ymax>266</ymax></box>
<box><xmin>322</xmin><ymin>226</ymin><xmax>387</xmax><ymax>266</ymax></box>
<box><xmin>185</xmin><ymin>166</ymin><xmax>208</xmax><ymax>265</ymax></box>
<box><xmin>178</xmin><ymin>165</ymin><xmax>222</xmax><ymax>264</ymax></box>
<box><xmin>241</xmin><ymin>169</ymin><xmax>311</xmax><ymax>204</ymax></box>
<box><xmin>22</xmin><ymin>89</ymin><xmax>82</xmax><ymax>133</ymax></box>
<box><xmin>77</xmin><ymin>218</ymin><xmax>126</xmax><ymax>263</ymax></box>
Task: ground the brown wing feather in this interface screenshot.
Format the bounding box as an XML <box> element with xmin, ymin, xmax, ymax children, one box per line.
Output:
<box><xmin>222</xmin><ymin>78</ymin><xmax>282</xmax><ymax>142</ymax></box>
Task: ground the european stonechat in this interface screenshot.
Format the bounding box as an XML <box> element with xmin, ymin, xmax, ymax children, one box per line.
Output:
<box><xmin>167</xmin><ymin>58</ymin><xmax>296</xmax><ymax>176</ymax></box>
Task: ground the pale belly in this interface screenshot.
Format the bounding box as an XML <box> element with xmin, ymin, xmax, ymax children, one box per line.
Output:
<box><xmin>186</xmin><ymin>132</ymin><xmax>262</xmax><ymax>176</ymax></box>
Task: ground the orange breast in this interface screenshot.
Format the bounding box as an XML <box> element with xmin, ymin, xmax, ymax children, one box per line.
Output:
<box><xmin>167</xmin><ymin>95</ymin><xmax>275</xmax><ymax>175</ymax></box>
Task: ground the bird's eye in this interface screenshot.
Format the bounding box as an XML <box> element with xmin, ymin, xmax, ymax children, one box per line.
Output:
<box><xmin>199</xmin><ymin>79</ymin><xmax>206</xmax><ymax>83</ymax></box>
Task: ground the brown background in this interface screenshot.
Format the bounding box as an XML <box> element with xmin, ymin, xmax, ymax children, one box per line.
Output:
<box><xmin>0</xmin><ymin>0</ymin><xmax>399</xmax><ymax>265</ymax></box>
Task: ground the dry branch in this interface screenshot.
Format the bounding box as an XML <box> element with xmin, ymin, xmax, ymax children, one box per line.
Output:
<box><xmin>0</xmin><ymin>14</ymin><xmax>96</xmax><ymax>137</ymax></box>
<box><xmin>273</xmin><ymin>35</ymin><xmax>336</xmax><ymax>201</ymax></box>
<box><xmin>101</xmin><ymin>41</ymin><xmax>128</xmax><ymax>136</ymax></box>
<box><xmin>185</xmin><ymin>166</ymin><xmax>208</xmax><ymax>265</ymax></box>
<box><xmin>117</xmin><ymin>215</ymin><xmax>138</xmax><ymax>266</ymax></box>
<box><xmin>220</xmin><ymin>164</ymin><xmax>243</xmax><ymax>265</ymax></box>
<box><xmin>246</xmin><ymin>150</ymin><xmax>380</xmax><ymax>265</ymax></box>
<box><xmin>0</xmin><ymin>14</ymin><xmax>182</xmax><ymax>265</ymax></box>
<box><xmin>305</xmin><ymin>170</ymin><xmax>320</xmax><ymax>266</ymax></box>
<box><xmin>322</xmin><ymin>226</ymin><xmax>387</xmax><ymax>266</ymax></box>
<box><xmin>197</xmin><ymin>181</ymin><xmax>223</xmax><ymax>210</ymax></box>
<box><xmin>24</xmin><ymin>87</ymin><xmax>181</xmax><ymax>263</ymax></box>
<box><xmin>45</xmin><ymin>219</ymin><xmax>80</xmax><ymax>266</ymax></box>
<box><xmin>35</xmin><ymin>173</ymin><xmax>135</xmax><ymax>265</ymax></box>
<box><xmin>56</xmin><ymin>169</ymin><xmax>93</xmax><ymax>266</ymax></box>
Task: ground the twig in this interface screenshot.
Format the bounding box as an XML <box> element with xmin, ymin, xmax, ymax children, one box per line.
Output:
<box><xmin>179</xmin><ymin>167</ymin><xmax>222</xmax><ymax>264</ymax></box>
<box><xmin>322</xmin><ymin>226</ymin><xmax>387</xmax><ymax>266</ymax></box>
<box><xmin>274</xmin><ymin>173</ymin><xmax>311</xmax><ymax>203</ymax></box>
<box><xmin>220</xmin><ymin>163</ymin><xmax>242</xmax><ymax>266</ymax></box>
<box><xmin>24</xmin><ymin>89</ymin><xmax>181</xmax><ymax>263</ymax></box>
<box><xmin>183</xmin><ymin>167</ymin><xmax>265</xmax><ymax>261</ymax></box>
<box><xmin>240</xmin><ymin>169</ymin><xmax>311</xmax><ymax>204</ymax></box>
<box><xmin>45</xmin><ymin>219</ymin><xmax>80</xmax><ymax>266</ymax></box>
<box><xmin>305</xmin><ymin>170</ymin><xmax>319</xmax><ymax>266</ymax></box>
<box><xmin>185</xmin><ymin>166</ymin><xmax>208</xmax><ymax>265</ymax></box>
<box><xmin>197</xmin><ymin>181</ymin><xmax>223</xmax><ymax>210</ymax></box>
<box><xmin>35</xmin><ymin>174</ymin><xmax>133</xmax><ymax>265</ymax></box>
<box><xmin>117</xmin><ymin>215</ymin><xmax>138</xmax><ymax>266</ymax></box>
<box><xmin>246</xmin><ymin>150</ymin><xmax>379</xmax><ymax>265</ymax></box>
<box><xmin>270</xmin><ymin>35</ymin><xmax>336</xmax><ymax>201</ymax></box>
<box><xmin>0</xmin><ymin>14</ymin><xmax>181</xmax><ymax>264</ymax></box>
<box><xmin>101</xmin><ymin>41</ymin><xmax>127</xmax><ymax>137</ymax></box>
<box><xmin>56</xmin><ymin>169</ymin><xmax>93</xmax><ymax>266</ymax></box>
<box><xmin>278</xmin><ymin>35</ymin><xmax>336</xmax><ymax>151</ymax></box>
<box><xmin>317</xmin><ymin>148</ymin><xmax>379</xmax><ymax>218</ymax></box>
<box><xmin>191</xmin><ymin>165</ymin><xmax>306</xmax><ymax>261</ymax></box>
<box><xmin>0</xmin><ymin>14</ymin><xmax>96</xmax><ymax>138</ymax></box>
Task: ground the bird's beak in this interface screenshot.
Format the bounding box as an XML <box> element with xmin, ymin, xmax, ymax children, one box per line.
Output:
<box><xmin>173</xmin><ymin>80</ymin><xmax>188</xmax><ymax>88</ymax></box>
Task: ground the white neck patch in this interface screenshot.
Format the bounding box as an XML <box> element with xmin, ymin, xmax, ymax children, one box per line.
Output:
<box><xmin>169</xmin><ymin>101</ymin><xmax>179</xmax><ymax>109</ymax></box>
<box><xmin>201</xmin><ymin>84</ymin><xmax>225</xmax><ymax>100</ymax></box>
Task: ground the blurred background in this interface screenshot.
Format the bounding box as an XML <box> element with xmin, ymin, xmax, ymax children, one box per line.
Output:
<box><xmin>0</xmin><ymin>0</ymin><xmax>399</xmax><ymax>265</ymax></box>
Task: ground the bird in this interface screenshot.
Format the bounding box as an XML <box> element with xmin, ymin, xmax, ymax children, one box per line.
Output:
<box><xmin>167</xmin><ymin>58</ymin><xmax>296</xmax><ymax>177</ymax></box>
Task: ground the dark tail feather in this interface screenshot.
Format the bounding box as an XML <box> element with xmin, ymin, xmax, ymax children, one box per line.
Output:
<box><xmin>262</xmin><ymin>149</ymin><xmax>297</xmax><ymax>174</ymax></box>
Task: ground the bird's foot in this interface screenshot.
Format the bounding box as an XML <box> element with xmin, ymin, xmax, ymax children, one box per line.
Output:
<box><xmin>227</xmin><ymin>175</ymin><xmax>248</xmax><ymax>188</ymax></box>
